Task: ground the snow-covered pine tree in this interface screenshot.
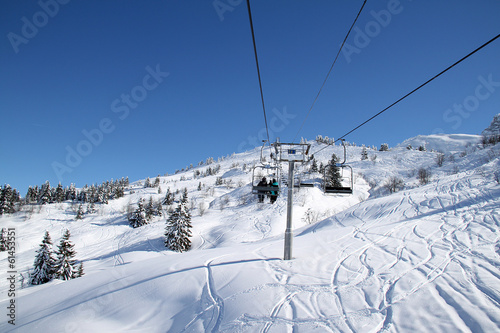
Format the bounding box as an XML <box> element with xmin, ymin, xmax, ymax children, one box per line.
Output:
<box><xmin>75</xmin><ymin>204</ymin><xmax>85</xmax><ymax>220</ymax></box>
<box><xmin>30</xmin><ymin>231</ymin><xmax>56</xmax><ymax>285</ymax></box>
<box><xmin>155</xmin><ymin>200</ymin><xmax>163</xmax><ymax>217</ymax></box>
<box><xmin>144</xmin><ymin>177</ymin><xmax>151</xmax><ymax>188</ymax></box>
<box><xmin>165</xmin><ymin>193</ymin><xmax>192</xmax><ymax>252</ymax></box>
<box><xmin>0</xmin><ymin>228</ymin><xmax>7</xmax><ymax>251</ymax></box>
<box><xmin>153</xmin><ymin>175</ymin><xmax>160</xmax><ymax>188</ymax></box>
<box><xmin>0</xmin><ymin>185</ymin><xmax>16</xmax><ymax>215</ymax></box>
<box><xmin>55</xmin><ymin>183</ymin><xmax>65</xmax><ymax>203</ymax></box>
<box><xmin>129</xmin><ymin>198</ymin><xmax>147</xmax><ymax>228</ymax></box>
<box><xmin>77</xmin><ymin>262</ymin><xmax>84</xmax><ymax>277</ymax></box>
<box><xmin>310</xmin><ymin>158</ymin><xmax>318</xmax><ymax>173</ymax></box>
<box><xmin>86</xmin><ymin>201</ymin><xmax>96</xmax><ymax>214</ymax></box>
<box><xmin>361</xmin><ymin>146</ymin><xmax>368</xmax><ymax>160</ymax></box>
<box><xmin>0</xmin><ymin>186</ymin><xmax>7</xmax><ymax>215</ymax></box>
<box><xmin>163</xmin><ymin>188</ymin><xmax>174</xmax><ymax>206</ymax></box>
<box><xmin>38</xmin><ymin>181</ymin><xmax>52</xmax><ymax>205</ymax></box>
<box><xmin>145</xmin><ymin>197</ymin><xmax>155</xmax><ymax>220</ymax></box>
<box><xmin>67</xmin><ymin>184</ymin><xmax>77</xmax><ymax>201</ymax></box>
<box><xmin>325</xmin><ymin>154</ymin><xmax>342</xmax><ymax>188</ymax></box>
<box><xmin>181</xmin><ymin>188</ymin><xmax>188</xmax><ymax>204</ymax></box>
<box><xmin>54</xmin><ymin>229</ymin><xmax>81</xmax><ymax>280</ymax></box>
<box><xmin>379</xmin><ymin>143</ymin><xmax>389</xmax><ymax>152</ymax></box>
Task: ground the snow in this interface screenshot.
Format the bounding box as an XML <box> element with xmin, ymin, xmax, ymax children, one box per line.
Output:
<box><xmin>1</xmin><ymin>133</ymin><xmax>500</xmax><ymax>332</ymax></box>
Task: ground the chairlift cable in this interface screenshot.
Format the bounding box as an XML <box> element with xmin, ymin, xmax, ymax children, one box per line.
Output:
<box><xmin>312</xmin><ymin>33</ymin><xmax>500</xmax><ymax>156</ymax></box>
<box><xmin>246</xmin><ymin>0</ymin><xmax>271</xmax><ymax>145</ymax></box>
<box><xmin>292</xmin><ymin>0</ymin><xmax>368</xmax><ymax>144</ymax></box>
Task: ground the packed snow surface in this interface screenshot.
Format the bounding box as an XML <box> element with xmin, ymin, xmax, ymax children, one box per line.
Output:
<box><xmin>1</xmin><ymin>134</ymin><xmax>499</xmax><ymax>332</ymax></box>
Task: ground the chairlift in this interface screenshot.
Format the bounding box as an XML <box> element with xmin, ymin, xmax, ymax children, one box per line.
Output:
<box><xmin>252</xmin><ymin>140</ymin><xmax>281</xmax><ymax>196</ymax></box>
<box><xmin>251</xmin><ymin>164</ymin><xmax>281</xmax><ymax>195</ymax></box>
<box><xmin>323</xmin><ymin>140</ymin><xmax>353</xmax><ymax>194</ymax></box>
<box><xmin>323</xmin><ymin>164</ymin><xmax>353</xmax><ymax>194</ymax></box>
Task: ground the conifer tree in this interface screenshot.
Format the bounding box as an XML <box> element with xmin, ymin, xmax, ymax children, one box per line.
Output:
<box><xmin>55</xmin><ymin>183</ymin><xmax>65</xmax><ymax>203</ymax></box>
<box><xmin>144</xmin><ymin>177</ymin><xmax>151</xmax><ymax>188</ymax></box>
<box><xmin>165</xmin><ymin>193</ymin><xmax>192</xmax><ymax>252</ymax></box>
<box><xmin>155</xmin><ymin>200</ymin><xmax>163</xmax><ymax>217</ymax></box>
<box><xmin>145</xmin><ymin>197</ymin><xmax>155</xmax><ymax>221</ymax></box>
<box><xmin>77</xmin><ymin>262</ymin><xmax>84</xmax><ymax>277</ymax></box>
<box><xmin>379</xmin><ymin>143</ymin><xmax>389</xmax><ymax>152</ymax></box>
<box><xmin>86</xmin><ymin>202</ymin><xmax>96</xmax><ymax>214</ymax></box>
<box><xmin>76</xmin><ymin>204</ymin><xmax>85</xmax><ymax>220</ymax></box>
<box><xmin>361</xmin><ymin>146</ymin><xmax>368</xmax><ymax>160</ymax></box>
<box><xmin>325</xmin><ymin>153</ymin><xmax>342</xmax><ymax>188</ymax></box>
<box><xmin>30</xmin><ymin>231</ymin><xmax>56</xmax><ymax>285</ymax></box>
<box><xmin>129</xmin><ymin>198</ymin><xmax>147</xmax><ymax>228</ymax></box>
<box><xmin>54</xmin><ymin>229</ymin><xmax>80</xmax><ymax>280</ymax></box>
<box><xmin>67</xmin><ymin>184</ymin><xmax>77</xmax><ymax>201</ymax></box>
<box><xmin>38</xmin><ymin>181</ymin><xmax>52</xmax><ymax>205</ymax></box>
<box><xmin>163</xmin><ymin>188</ymin><xmax>174</xmax><ymax>206</ymax></box>
<box><xmin>0</xmin><ymin>186</ymin><xmax>7</xmax><ymax>215</ymax></box>
<box><xmin>0</xmin><ymin>228</ymin><xmax>7</xmax><ymax>251</ymax></box>
<box><xmin>310</xmin><ymin>158</ymin><xmax>318</xmax><ymax>173</ymax></box>
<box><xmin>181</xmin><ymin>188</ymin><xmax>188</xmax><ymax>204</ymax></box>
<box><xmin>153</xmin><ymin>175</ymin><xmax>160</xmax><ymax>188</ymax></box>
<box><xmin>0</xmin><ymin>185</ymin><xmax>15</xmax><ymax>215</ymax></box>
<box><xmin>26</xmin><ymin>186</ymin><xmax>35</xmax><ymax>204</ymax></box>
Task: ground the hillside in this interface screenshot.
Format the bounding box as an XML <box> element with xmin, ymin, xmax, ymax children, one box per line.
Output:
<box><xmin>1</xmin><ymin>133</ymin><xmax>500</xmax><ymax>332</ymax></box>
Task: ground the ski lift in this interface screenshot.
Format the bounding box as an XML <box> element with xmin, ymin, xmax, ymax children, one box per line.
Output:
<box><xmin>251</xmin><ymin>140</ymin><xmax>281</xmax><ymax>196</ymax></box>
<box><xmin>251</xmin><ymin>164</ymin><xmax>281</xmax><ymax>195</ymax></box>
<box><xmin>323</xmin><ymin>140</ymin><xmax>353</xmax><ymax>194</ymax></box>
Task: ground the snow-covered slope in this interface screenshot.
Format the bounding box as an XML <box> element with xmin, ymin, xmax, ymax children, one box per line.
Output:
<box><xmin>1</xmin><ymin>134</ymin><xmax>500</xmax><ymax>332</ymax></box>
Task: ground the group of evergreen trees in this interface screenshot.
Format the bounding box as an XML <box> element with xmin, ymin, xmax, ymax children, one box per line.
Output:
<box><xmin>26</xmin><ymin>178</ymin><xmax>129</xmax><ymax>206</ymax></box>
<box><xmin>315</xmin><ymin>135</ymin><xmax>335</xmax><ymax>145</ymax></box>
<box><xmin>193</xmin><ymin>164</ymin><xmax>221</xmax><ymax>179</ymax></box>
<box><xmin>128</xmin><ymin>197</ymin><xmax>163</xmax><ymax>228</ymax></box>
<box><xmin>0</xmin><ymin>184</ymin><xmax>21</xmax><ymax>215</ymax></box>
<box><xmin>29</xmin><ymin>230</ymin><xmax>83</xmax><ymax>285</ymax></box>
<box><xmin>144</xmin><ymin>176</ymin><xmax>161</xmax><ymax>188</ymax></box>
<box><xmin>127</xmin><ymin>186</ymin><xmax>192</xmax><ymax>253</ymax></box>
<box><xmin>308</xmin><ymin>154</ymin><xmax>343</xmax><ymax>187</ymax></box>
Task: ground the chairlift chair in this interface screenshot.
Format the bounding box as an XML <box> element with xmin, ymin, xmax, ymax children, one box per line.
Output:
<box><xmin>323</xmin><ymin>163</ymin><xmax>353</xmax><ymax>194</ymax></box>
<box><xmin>322</xmin><ymin>139</ymin><xmax>353</xmax><ymax>194</ymax></box>
<box><xmin>252</xmin><ymin>165</ymin><xmax>281</xmax><ymax>195</ymax></box>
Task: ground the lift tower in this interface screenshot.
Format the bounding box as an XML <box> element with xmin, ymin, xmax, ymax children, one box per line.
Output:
<box><xmin>272</xmin><ymin>141</ymin><xmax>311</xmax><ymax>260</ymax></box>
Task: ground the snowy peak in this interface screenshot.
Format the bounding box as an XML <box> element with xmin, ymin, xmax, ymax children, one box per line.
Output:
<box><xmin>482</xmin><ymin>112</ymin><xmax>500</xmax><ymax>137</ymax></box>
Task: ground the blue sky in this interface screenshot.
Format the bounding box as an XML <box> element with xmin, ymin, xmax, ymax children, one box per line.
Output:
<box><xmin>1</xmin><ymin>0</ymin><xmax>499</xmax><ymax>194</ymax></box>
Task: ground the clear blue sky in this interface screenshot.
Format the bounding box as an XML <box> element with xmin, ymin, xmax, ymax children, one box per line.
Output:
<box><xmin>1</xmin><ymin>0</ymin><xmax>499</xmax><ymax>194</ymax></box>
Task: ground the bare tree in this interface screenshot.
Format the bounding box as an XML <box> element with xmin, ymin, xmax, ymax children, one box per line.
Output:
<box><xmin>436</xmin><ymin>153</ymin><xmax>445</xmax><ymax>167</ymax></box>
<box><xmin>417</xmin><ymin>168</ymin><xmax>431</xmax><ymax>185</ymax></box>
<box><xmin>384</xmin><ymin>176</ymin><xmax>405</xmax><ymax>194</ymax></box>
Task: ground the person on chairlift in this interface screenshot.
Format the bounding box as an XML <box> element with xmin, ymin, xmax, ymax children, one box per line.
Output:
<box><xmin>269</xmin><ymin>178</ymin><xmax>278</xmax><ymax>204</ymax></box>
<box><xmin>257</xmin><ymin>177</ymin><xmax>267</xmax><ymax>203</ymax></box>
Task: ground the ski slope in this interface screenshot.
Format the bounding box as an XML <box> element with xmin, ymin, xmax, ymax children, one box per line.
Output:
<box><xmin>1</xmin><ymin>133</ymin><xmax>500</xmax><ymax>332</ymax></box>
